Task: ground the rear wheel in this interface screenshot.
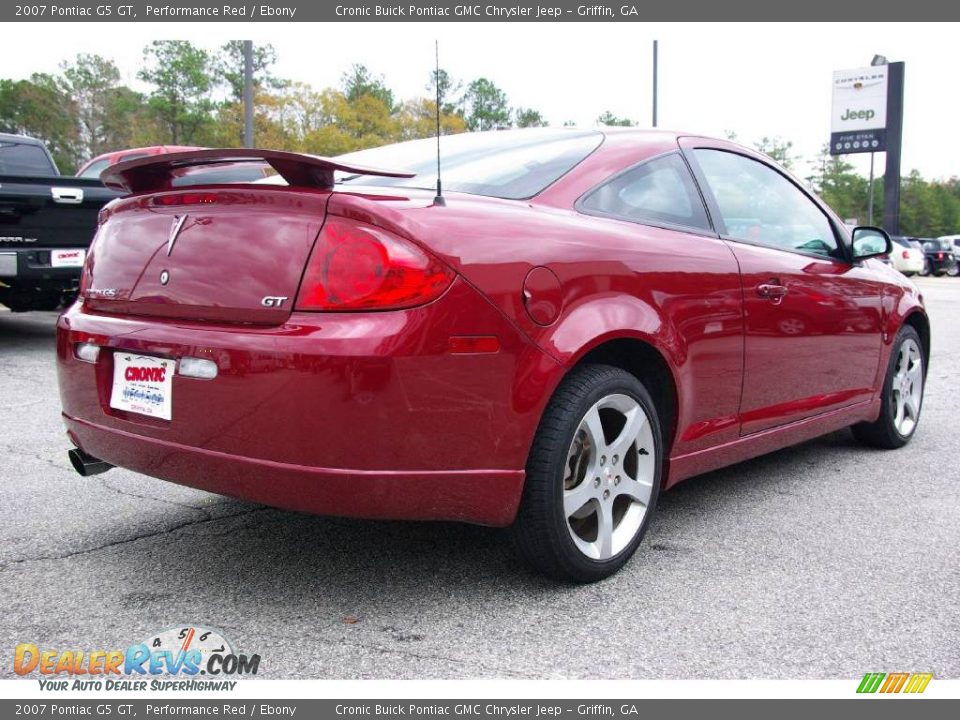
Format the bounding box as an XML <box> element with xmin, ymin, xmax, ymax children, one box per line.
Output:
<box><xmin>852</xmin><ymin>326</ymin><xmax>925</xmax><ymax>449</ymax></box>
<box><xmin>920</xmin><ymin>259</ymin><xmax>931</xmax><ymax>277</ymax></box>
<box><xmin>512</xmin><ymin>365</ymin><xmax>662</xmax><ymax>583</ymax></box>
<box><xmin>947</xmin><ymin>263</ymin><xmax>959</xmax><ymax>277</ymax></box>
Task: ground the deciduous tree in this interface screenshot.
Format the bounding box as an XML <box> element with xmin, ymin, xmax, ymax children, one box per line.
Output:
<box><xmin>463</xmin><ymin>78</ymin><xmax>510</xmax><ymax>131</ymax></box>
<box><xmin>137</xmin><ymin>40</ymin><xmax>216</xmax><ymax>145</ymax></box>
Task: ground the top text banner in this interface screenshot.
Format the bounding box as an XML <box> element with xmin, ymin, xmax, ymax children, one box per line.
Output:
<box><xmin>3</xmin><ymin>0</ymin><xmax>959</xmax><ymax>22</ymax></box>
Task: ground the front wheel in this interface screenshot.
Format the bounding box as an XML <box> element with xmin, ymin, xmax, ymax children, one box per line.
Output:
<box><xmin>852</xmin><ymin>326</ymin><xmax>925</xmax><ymax>449</ymax></box>
<box><xmin>920</xmin><ymin>260</ymin><xmax>931</xmax><ymax>277</ymax></box>
<box><xmin>512</xmin><ymin>364</ymin><xmax>662</xmax><ymax>583</ymax></box>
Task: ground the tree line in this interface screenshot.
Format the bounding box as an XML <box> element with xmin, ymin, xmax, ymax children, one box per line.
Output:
<box><xmin>1</xmin><ymin>41</ymin><xmax>956</xmax><ymax>237</ymax></box>
<box><xmin>0</xmin><ymin>40</ymin><xmax>566</xmax><ymax>171</ymax></box>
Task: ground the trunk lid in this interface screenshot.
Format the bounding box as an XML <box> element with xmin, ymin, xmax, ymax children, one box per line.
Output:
<box><xmin>84</xmin><ymin>188</ymin><xmax>329</xmax><ymax>324</ymax></box>
<box><xmin>82</xmin><ymin>149</ymin><xmax>415</xmax><ymax>324</ymax></box>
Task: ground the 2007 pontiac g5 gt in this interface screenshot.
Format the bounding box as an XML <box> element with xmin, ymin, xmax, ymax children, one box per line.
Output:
<box><xmin>57</xmin><ymin>129</ymin><xmax>929</xmax><ymax>582</ymax></box>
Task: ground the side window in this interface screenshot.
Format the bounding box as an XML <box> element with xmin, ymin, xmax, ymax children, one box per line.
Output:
<box><xmin>694</xmin><ymin>149</ymin><xmax>840</xmax><ymax>259</ymax></box>
<box><xmin>580</xmin><ymin>153</ymin><xmax>711</xmax><ymax>232</ymax></box>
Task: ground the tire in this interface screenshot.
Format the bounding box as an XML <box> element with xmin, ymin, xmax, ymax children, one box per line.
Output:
<box><xmin>512</xmin><ymin>364</ymin><xmax>663</xmax><ymax>583</ymax></box>
<box><xmin>852</xmin><ymin>325</ymin><xmax>925</xmax><ymax>449</ymax></box>
<box><xmin>947</xmin><ymin>264</ymin><xmax>959</xmax><ymax>277</ymax></box>
<box><xmin>920</xmin><ymin>260</ymin><xmax>931</xmax><ymax>277</ymax></box>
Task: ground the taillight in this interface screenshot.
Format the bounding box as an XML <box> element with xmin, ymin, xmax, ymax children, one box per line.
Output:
<box><xmin>937</xmin><ymin>252</ymin><xmax>944</xmax><ymax>260</ymax></box>
<box><xmin>295</xmin><ymin>218</ymin><xmax>454</xmax><ymax>311</ymax></box>
<box><xmin>78</xmin><ymin>228</ymin><xmax>100</xmax><ymax>296</ymax></box>
<box><xmin>902</xmin><ymin>250</ymin><xmax>910</xmax><ymax>259</ymax></box>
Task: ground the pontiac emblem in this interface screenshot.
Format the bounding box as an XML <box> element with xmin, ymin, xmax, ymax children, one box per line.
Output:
<box><xmin>166</xmin><ymin>215</ymin><xmax>188</xmax><ymax>256</ymax></box>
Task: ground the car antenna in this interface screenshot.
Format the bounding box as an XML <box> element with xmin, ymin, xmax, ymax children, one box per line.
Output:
<box><xmin>433</xmin><ymin>40</ymin><xmax>446</xmax><ymax>207</ymax></box>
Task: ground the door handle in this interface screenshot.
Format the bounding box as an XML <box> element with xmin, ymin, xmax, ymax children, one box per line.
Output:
<box><xmin>756</xmin><ymin>282</ymin><xmax>788</xmax><ymax>303</ymax></box>
<box><xmin>51</xmin><ymin>187</ymin><xmax>84</xmax><ymax>204</ymax></box>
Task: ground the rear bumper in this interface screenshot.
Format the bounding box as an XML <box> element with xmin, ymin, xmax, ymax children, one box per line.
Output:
<box><xmin>926</xmin><ymin>256</ymin><xmax>958</xmax><ymax>273</ymax></box>
<box><xmin>57</xmin><ymin>278</ymin><xmax>560</xmax><ymax>526</ymax></box>
<box><xmin>0</xmin><ymin>248</ymin><xmax>82</xmax><ymax>285</ymax></box>
<box><xmin>64</xmin><ymin>413</ymin><xmax>524</xmax><ymax>526</ymax></box>
<box><xmin>894</xmin><ymin>256</ymin><xmax>924</xmax><ymax>273</ymax></box>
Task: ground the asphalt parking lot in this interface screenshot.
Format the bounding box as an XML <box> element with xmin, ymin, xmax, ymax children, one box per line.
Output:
<box><xmin>1</xmin><ymin>277</ymin><xmax>957</xmax><ymax>680</ymax></box>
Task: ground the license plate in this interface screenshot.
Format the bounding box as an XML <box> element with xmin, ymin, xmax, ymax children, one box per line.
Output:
<box><xmin>51</xmin><ymin>248</ymin><xmax>86</xmax><ymax>268</ymax></box>
<box><xmin>110</xmin><ymin>353</ymin><xmax>173</xmax><ymax>420</ymax></box>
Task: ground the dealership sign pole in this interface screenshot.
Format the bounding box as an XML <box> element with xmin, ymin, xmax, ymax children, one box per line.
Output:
<box><xmin>882</xmin><ymin>62</ymin><xmax>905</xmax><ymax>235</ymax></box>
<box><xmin>830</xmin><ymin>61</ymin><xmax>904</xmax><ymax>234</ymax></box>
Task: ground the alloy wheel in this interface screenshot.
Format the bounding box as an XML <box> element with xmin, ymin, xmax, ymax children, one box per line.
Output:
<box><xmin>891</xmin><ymin>338</ymin><xmax>923</xmax><ymax>437</ymax></box>
<box><xmin>562</xmin><ymin>394</ymin><xmax>656</xmax><ymax>560</ymax></box>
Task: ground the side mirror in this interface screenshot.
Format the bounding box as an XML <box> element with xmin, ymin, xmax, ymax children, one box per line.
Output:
<box><xmin>851</xmin><ymin>226</ymin><xmax>892</xmax><ymax>261</ymax></box>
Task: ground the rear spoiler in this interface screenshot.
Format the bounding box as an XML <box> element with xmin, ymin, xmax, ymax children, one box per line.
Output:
<box><xmin>100</xmin><ymin>148</ymin><xmax>415</xmax><ymax>194</ymax></box>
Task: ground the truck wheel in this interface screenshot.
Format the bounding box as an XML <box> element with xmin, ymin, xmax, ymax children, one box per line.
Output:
<box><xmin>512</xmin><ymin>364</ymin><xmax>662</xmax><ymax>583</ymax></box>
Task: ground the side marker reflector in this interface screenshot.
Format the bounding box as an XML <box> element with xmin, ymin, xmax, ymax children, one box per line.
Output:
<box><xmin>448</xmin><ymin>336</ymin><xmax>500</xmax><ymax>354</ymax></box>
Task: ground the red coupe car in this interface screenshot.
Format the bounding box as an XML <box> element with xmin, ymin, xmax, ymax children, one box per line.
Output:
<box><xmin>56</xmin><ymin>129</ymin><xmax>929</xmax><ymax>582</ymax></box>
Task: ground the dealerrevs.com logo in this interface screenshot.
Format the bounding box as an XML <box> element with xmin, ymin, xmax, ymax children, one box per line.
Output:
<box><xmin>14</xmin><ymin>626</ymin><xmax>260</xmax><ymax>691</ymax></box>
<box><xmin>856</xmin><ymin>672</ymin><xmax>933</xmax><ymax>694</ymax></box>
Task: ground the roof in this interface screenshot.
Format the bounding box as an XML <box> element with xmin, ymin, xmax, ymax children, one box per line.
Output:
<box><xmin>0</xmin><ymin>132</ymin><xmax>45</xmax><ymax>146</ymax></box>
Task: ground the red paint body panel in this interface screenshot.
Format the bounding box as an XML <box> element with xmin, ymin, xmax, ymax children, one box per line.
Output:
<box><xmin>56</xmin><ymin>131</ymin><xmax>928</xmax><ymax>525</ymax></box>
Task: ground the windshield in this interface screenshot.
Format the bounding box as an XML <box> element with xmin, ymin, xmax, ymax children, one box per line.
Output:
<box><xmin>335</xmin><ymin>129</ymin><xmax>604</xmax><ymax>200</ymax></box>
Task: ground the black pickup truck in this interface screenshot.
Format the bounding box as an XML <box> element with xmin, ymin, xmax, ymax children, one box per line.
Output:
<box><xmin>0</xmin><ymin>133</ymin><xmax>120</xmax><ymax>311</ymax></box>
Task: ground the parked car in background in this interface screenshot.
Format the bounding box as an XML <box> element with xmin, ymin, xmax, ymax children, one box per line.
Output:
<box><xmin>57</xmin><ymin>130</ymin><xmax>930</xmax><ymax>582</ymax></box>
<box><xmin>0</xmin><ymin>133</ymin><xmax>121</xmax><ymax>311</ymax></box>
<box><xmin>920</xmin><ymin>237</ymin><xmax>959</xmax><ymax>277</ymax></box>
<box><xmin>75</xmin><ymin>145</ymin><xmax>204</xmax><ymax>178</ymax></box>
<box><xmin>938</xmin><ymin>235</ymin><xmax>960</xmax><ymax>274</ymax></box>
<box><xmin>890</xmin><ymin>235</ymin><xmax>925</xmax><ymax>276</ymax></box>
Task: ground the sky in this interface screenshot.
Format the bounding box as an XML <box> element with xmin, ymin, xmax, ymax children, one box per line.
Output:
<box><xmin>3</xmin><ymin>21</ymin><xmax>959</xmax><ymax>179</ymax></box>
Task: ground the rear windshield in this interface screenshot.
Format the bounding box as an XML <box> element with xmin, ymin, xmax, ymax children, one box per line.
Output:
<box><xmin>78</xmin><ymin>157</ymin><xmax>111</xmax><ymax>178</ymax></box>
<box><xmin>335</xmin><ymin>129</ymin><xmax>604</xmax><ymax>200</ymax></box>
<box><xmin>0</xmin><ymin>141</ymin><xmax>56</xmax><ymax>175</ymax></box>
<box><xmin>172</xmin><ymin>165</ymin><xmax>270</xmax><ymax>186</ymax></box>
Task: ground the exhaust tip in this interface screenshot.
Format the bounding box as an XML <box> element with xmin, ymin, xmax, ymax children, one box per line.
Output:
<box><xmin>68</xmin><ymin>448</ymin><xmax>113</xmax><ymax>477</ymax></box>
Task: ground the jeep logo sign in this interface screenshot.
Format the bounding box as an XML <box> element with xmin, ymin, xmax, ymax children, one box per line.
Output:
<box><xmin>840</xmin><ymin>108</ymin><xmax>875</xmax><ymax>122</ymax></box>
<box><xmin>832</xmin><ymin>66</ymin><xmax>887</xmax><ymax>131</ymax></box>
<box><xmin>830</xmin><ymin>65</ymin><xmax>889</xmax><ymax>155</ymax></box>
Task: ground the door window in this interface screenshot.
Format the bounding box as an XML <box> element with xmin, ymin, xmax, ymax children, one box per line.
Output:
<box><xmin>694</xmin><ymin>149</ymin><xmax>840</xmax><ymax>259</ymax></box>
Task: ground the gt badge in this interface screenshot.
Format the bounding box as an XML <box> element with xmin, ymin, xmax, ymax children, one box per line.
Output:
<box><xmin>261</xmin><ymin>296</ymin><xmax>288</xmax><ymax>307</ymax></box>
